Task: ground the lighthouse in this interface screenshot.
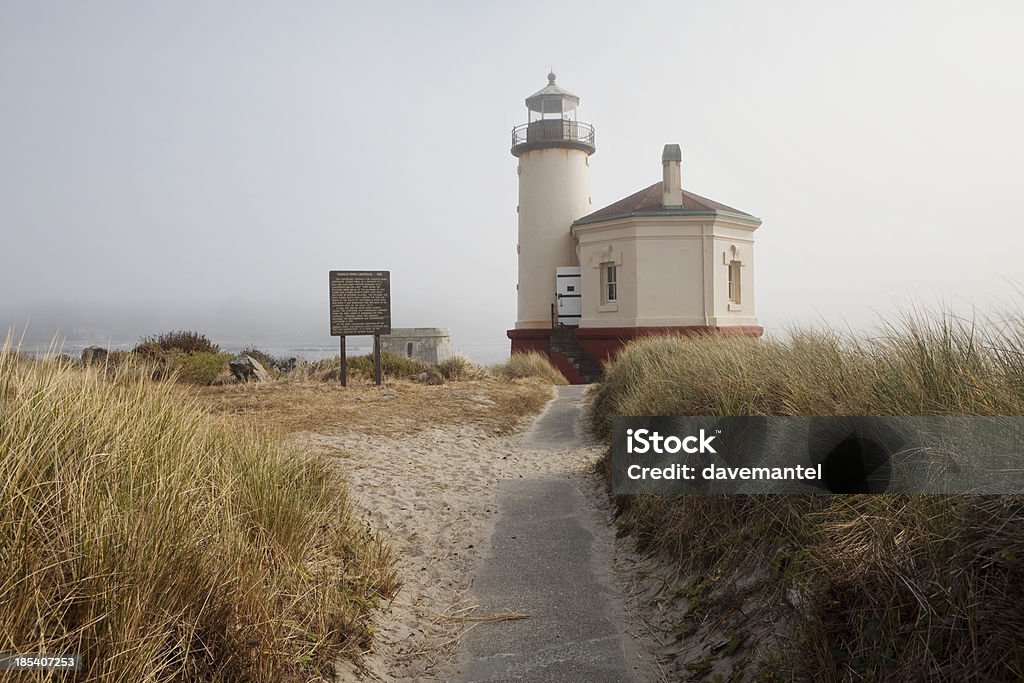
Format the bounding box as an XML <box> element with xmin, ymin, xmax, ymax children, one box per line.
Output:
<box><xmin>507</xmin><ymin>72</ymin><xmax>595</xmax><ymax>354</ymax></box>
<box><xmin>506</xmin><ymin>75</ymin><xmax>762</xmax><ymax>384</ymax></box>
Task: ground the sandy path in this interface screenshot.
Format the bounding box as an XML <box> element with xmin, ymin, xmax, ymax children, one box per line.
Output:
<box><xmin>309</xmin><ymin>428</ymin><xmax>597</xmax><ymax>680</ymax></box>
<box><xmin>448</xmin><ymin>386</ymin><xmax>644</xmax><ymax>681</ymax></box>
<box><xmin>301</xmin><ymin>389</ymin><xmax>662</xmax><ymax>681</ymax></box>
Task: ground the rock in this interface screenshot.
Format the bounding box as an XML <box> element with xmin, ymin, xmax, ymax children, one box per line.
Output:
<box><xmin>274</xmin><ymin>357</ymin><xmax>298</xmax><ymax>372</ymax></box>
<box><xmin>412</xmin><ymin>368</ymin><xmax>444</xmax><ymax>385</ymax></box>
<box><xmin>81</xmin><ymin>346</ymin><xmax>108</xmax><ymax>365</ymax></box>
<box><xmin>229</xmin><ymin>354</ymin><xmax>271</xmax><ymax>382</ymax></box>
<box><xmin>379</xmin><ymin>392</ymin><xmax>399</xmax><ymax>402</ymax></box>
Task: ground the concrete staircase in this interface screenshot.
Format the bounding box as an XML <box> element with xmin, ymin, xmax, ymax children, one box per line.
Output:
<box><xmin>550</xmin><ymin>328</ymin><xmax>603</xmax><ymax>384</ymax></box>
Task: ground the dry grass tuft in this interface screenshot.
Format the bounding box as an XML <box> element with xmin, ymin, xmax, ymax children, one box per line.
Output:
<box><xmin>589</xmin><ymin>308</ymin><xmax>1024</xmax><ymax>680</ymax></box>
<box><xmin>0</xmin><ymin>341</ymin><xmax>399</xmax><ymax>682</ymax></box>
<box><xmin>437</xmin><ymin>355</ymin><xmax>488</xmax><ymax>381</ymax></box>
<box><xmin>491</xmin><ymin>351</ymin><xmax>568</xmax><ymax>385</ymax></box>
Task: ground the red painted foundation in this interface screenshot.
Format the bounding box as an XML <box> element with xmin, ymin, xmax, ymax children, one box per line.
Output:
<box><xmin>508</xmin><ymin>325</ymin><xmax>764</xmax><ymax>385</ymax></box>
<box><xmin>507</xmin><ymin>328</ymin><xmax>552</xmax><ymax>355</ymax></box>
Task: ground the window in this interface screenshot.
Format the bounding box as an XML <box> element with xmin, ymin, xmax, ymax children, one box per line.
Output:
<box><xmin>406</xmin><ymin>342</ymin><xmax>414</xmax><ymax>358</ymax></box>
<box><xmin>602</xmin><ymin>263</ymin><xmax>617</xmax><ymax>303</ymax></box>
<box><xmin>728</xmin><ymin>260</ymin><xmax>742</xmax><ymax>304</ymax></box>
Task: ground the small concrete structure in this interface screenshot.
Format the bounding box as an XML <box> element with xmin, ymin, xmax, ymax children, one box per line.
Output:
<box><xmin>381</xmin><ymin>328</ymin><xmax>452</xmax><ymax>364</ymax></box>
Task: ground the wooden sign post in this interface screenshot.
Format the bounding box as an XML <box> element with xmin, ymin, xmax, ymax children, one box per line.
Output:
<box><xmin>329</xmin><ymin>270</ymin><xmax>391</xmax><ymax>387</ymax></box>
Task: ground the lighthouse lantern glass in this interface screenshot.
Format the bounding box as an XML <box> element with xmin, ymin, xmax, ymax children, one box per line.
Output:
<box><xmin>529</xmin><ymin>96</ymin><xmax>578</xmax><ymax>123</ymax></box>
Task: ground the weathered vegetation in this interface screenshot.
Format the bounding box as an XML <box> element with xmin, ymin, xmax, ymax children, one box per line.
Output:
<box><xmin>76</xmin><ymin>330</ymin><xmax>571</xmax><ymax>392</ymax></box>
<box><xmin>133</xmin><ymin>329</ymin><xmax>222</xmax><ymax>355</ymax></box>
<box><xmin>491</xmin><ymin>350</ymin><xmax>569</xmax><ymax>385</ymax></box>
<box><xmin>196</xmin><ymin>376</ymin><xmax>554</xmax><ymax>437</ymax></box>
<box><xmin>1</xmin><ymin>322</ymin><xmax>567</xmax><ymax>681</ymax></box>
<box><xmin>0</xmin><ymin>343</ymin><xmax>399</xmax><ymax>682</ymax></box>
<box><xmin>589</xmin><ymin>311</ymin><xmax>1024</xmax><ymax>680</ymax></box>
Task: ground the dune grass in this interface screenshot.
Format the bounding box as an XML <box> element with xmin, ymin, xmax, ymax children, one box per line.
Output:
<box><xmin>295</xmin><ymin>349</ymin><xmax>431</xmax><ymax>383</ymax></box>
<box><xmin>294</xmin><ymin>350</ymin><xmax>566</xmax><ymax>387</ymax></box>
<box><xmin>491</xmin><ymin>351</ymin><xmax>568</xmax><ymax>385</ymax></box>
<box><xmin>0</xmin><ymin>342</ymin><xmax>399</xmax><ymax>681</ymax></box>
<box><xmin>589</xmin><ymin>310</ymin><xmax>1024</xmax><ymax>680</ymax></box>
<box><xmin>436</xmin><ymin>354</ymin><xmax>488</xmax><ymax>381</ymax></box>
<box><xmin>591</xmin><ymin>311</ymin><xmax>1024</xmax><ymax>436</ymax></box>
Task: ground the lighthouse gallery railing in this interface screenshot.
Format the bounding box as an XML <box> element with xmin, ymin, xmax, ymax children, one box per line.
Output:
<box><xmin>512</xmin><ymin>120</ymin><xmax>595</xmax><ymax>149</ymax></box>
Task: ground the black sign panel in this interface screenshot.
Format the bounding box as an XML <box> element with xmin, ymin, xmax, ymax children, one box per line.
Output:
<box><xmin>329</xmin><ymin>270</ymin><xmax>391</xmax><ymax>336</ymax></box>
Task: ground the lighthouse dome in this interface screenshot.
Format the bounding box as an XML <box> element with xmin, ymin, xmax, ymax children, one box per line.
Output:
<box><xmin>525</xmin><ymin>72</ymin><xmax>581</xmax><ymax>115</ymax></box>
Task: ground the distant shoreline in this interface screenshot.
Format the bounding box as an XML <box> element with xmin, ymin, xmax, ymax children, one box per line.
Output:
<box><xmin>16</xmin><ymin>339</ymin><xmax>510</xmax><ymax>365</ymax></box>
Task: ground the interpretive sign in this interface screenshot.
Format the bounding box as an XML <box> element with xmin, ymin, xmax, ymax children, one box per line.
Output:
<box><xmin>329</xmin><ymin>270</ymin><xmax>390</xmax><ymax>387</ymax></box>
<box><xmin>329</xmin><ymin>271</ymin><xmax>391</xmax><ymax>336</ymax></box>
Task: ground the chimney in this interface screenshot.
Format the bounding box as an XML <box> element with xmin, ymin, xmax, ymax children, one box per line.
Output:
<box><xmin>661</xmin><ymin>144</ymin><xmax>683</xmax><ymax>208</ymax></box>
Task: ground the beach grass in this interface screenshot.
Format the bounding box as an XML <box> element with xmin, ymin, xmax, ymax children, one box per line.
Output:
<box><xmin>588</xmin><ymin>309</ymin><xmax>1024</xmax><ymax>680</ymax></box>
<box><xmin>491</xmin><ymin>351</ymin><xmax>568</xmax><ymax>385</ymax></box>
<box><xmin>0</xmin><ymin>340</ymin><xmax>399</xmax><ymax>681</ymax></box>
<box><xmin>296</xmin><ymin>349</ymin><xmax>567</xmax><ymax>387</ymax></box>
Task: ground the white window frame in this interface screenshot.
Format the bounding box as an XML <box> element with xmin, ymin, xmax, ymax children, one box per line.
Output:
<box><xmin>728</xmin><ymin>260</ymin><xmax>742</xmax><ymax>306</ymax></box>
<box><xmin>602</xmin><ymin>262</ymin><xmax>618</xmax><ymax>304</ymax></box>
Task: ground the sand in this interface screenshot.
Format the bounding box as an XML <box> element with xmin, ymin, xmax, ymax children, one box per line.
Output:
<box><xmin>193</xmin><ymin>378</ymin><xmax>784</xmax><ymax>679</ymax></box>
<box><xmin>290</xmin><ymin>382</ymin><xmax>766</xmax><ymax>682</ymax></box>
<box><xmin>306</xmin><ymin>421</ymin><xmax>609</xmax><ymax>680</ymax></box>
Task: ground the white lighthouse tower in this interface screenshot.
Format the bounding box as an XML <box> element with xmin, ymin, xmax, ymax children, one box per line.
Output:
<box><xmin>508</xmin><ymin>72</ymin><xmax>595</xmax><ymax>354</ymax></box>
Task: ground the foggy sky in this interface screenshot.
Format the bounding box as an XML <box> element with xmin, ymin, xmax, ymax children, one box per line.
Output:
<box><xmin>2</xmin><ymin>1</ymin><xmax>1023</xmax><ymax>353</ymax></box>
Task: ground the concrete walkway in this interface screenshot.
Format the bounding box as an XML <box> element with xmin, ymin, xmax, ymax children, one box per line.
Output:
<box><xmin>520</xmin><ymin>384</ymin><xmax>591</xmax><ymax>449</ymax></box>
<box><xmin>450</xmin><ymin>386</ymin><xmax>639</xmax><ymax>682</ymax></box>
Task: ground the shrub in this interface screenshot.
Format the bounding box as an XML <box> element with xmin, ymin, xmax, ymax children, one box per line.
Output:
<box><xmin>306</xmin><ymin>350</ymin><xmax>431</xmax><ymax>382</ymax></box>
<box><xmin>346</xmin><ymin>354</ymin><xmax>375</xmax><ymax>378</ymax></box>
<box><xmin>135</xmin><ymin>350</ymin><xmax>230</xmax><ymax>386</ymax></box>
<box><xmin>128</xmin><ymin>332</ymin><xmax>230</xmax><ymax>385</ymax></box>
<box><xmin>174</xmin><ymin>351</ymin><xmax>231</xmax><ymax>385</ymax></box>
<box><xmin>492</xmin><ymin>351</ymin><xmax>568</xmax><ymax>385</ymax></box>
<box><xmin>131</xmin><ymin>340</ymin><xmax>164</xmax><ymax>358</ymax></box>
<box><xmin>379</xmin><ymin>349</ymin><xmax>431</xmax><ymax>378</ymax></box>
<box><xmin>0</xmin><ymin>343</ymin><xmax>398</xmax><ymax>682</ymax></box>
<box><xmin>134</xmin><ymin>330</ymin><xmax>220</xmax><ymax>355</ymax></box>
